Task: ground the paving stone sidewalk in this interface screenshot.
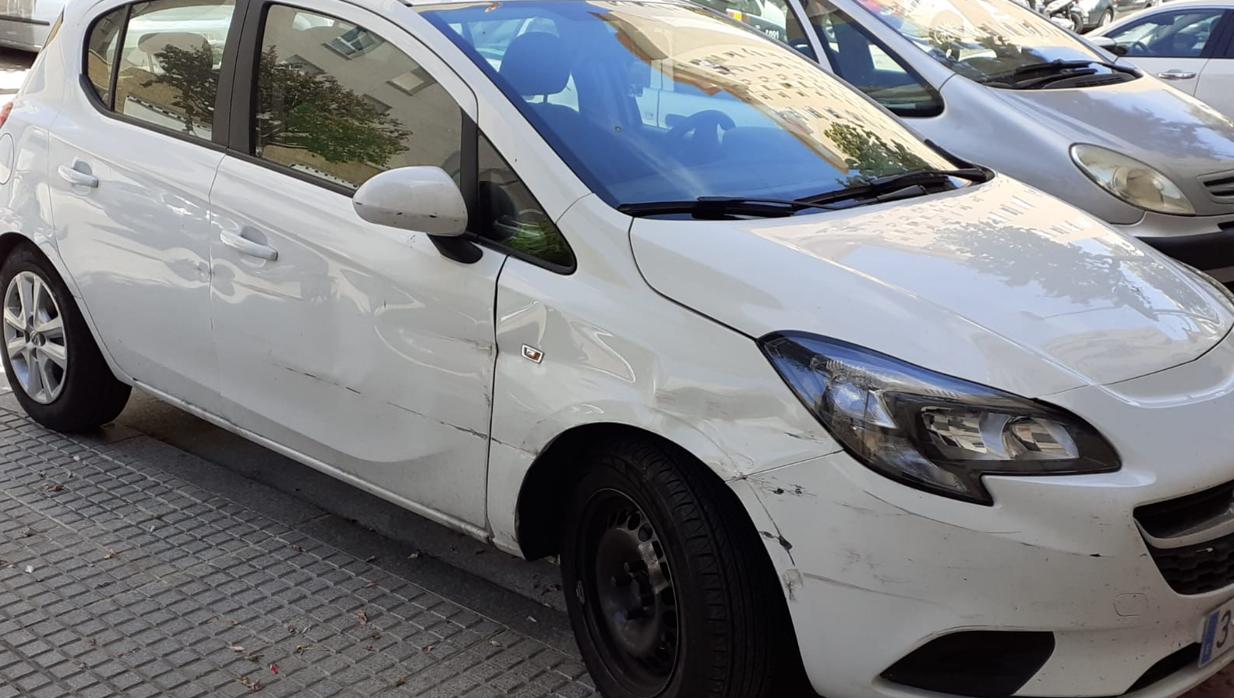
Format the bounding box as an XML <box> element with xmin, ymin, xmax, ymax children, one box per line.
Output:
<box><xmin>0</xmin><ymin>406</ymin><xmax>596</xmax><ymax>697</ymax></box>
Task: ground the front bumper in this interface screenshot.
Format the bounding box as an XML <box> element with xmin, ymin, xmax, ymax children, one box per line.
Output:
<box><xmin>1115</xmin><ymin>211</ymin><xmax>1234</xmax><ymax>282</ymax></box>
<box><xmin>749</xmin><ymin>333</ymin><xmax>1234</xmax><ymax>697</ymax></box>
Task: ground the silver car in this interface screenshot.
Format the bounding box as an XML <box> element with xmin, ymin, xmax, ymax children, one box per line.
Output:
<box><xmin>708</xmin><ymin>0</ymin><xmax>1234</xmax><ymax>281</ymax></box>
<box><xmin>0</xmin><ymin>0</ymin><xmax>63</xmax><ymax>51</ymax></box>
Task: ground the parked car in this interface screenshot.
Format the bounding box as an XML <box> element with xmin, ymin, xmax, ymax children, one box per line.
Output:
<box><xmin>1092</xmin><ymin>0</ymin><xmax>1234</xmax><ymax>117</ymax></box>
<box><xmin>7</xmin><ymin>0</ymin><xmax>1234</xmax><ymax>696</ymax></box>
<box><xmin>0</xmin><ymin>0</ymin><xmax>64</xmax><ymax>52</ymax></box>
<box><xmin>1079</xmin><ymin>0</ymin><xmax>1168</xmax><ymax>32</ymax></box>
<box><xmin>717</xmin><ymin>0</ymin><xmax>1234</xmax><ymax>281</ymax></box>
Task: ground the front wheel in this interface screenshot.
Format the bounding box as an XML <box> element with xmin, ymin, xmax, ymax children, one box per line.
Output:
<box><xmin>0</xmin><ymin>246</ymin><xmax>130</xmax><ymax>431</ymax></box>
<box><xmin>561</xmin><ymin>437</ymin><xmax>798</xmax><ymax>698</ymax></box>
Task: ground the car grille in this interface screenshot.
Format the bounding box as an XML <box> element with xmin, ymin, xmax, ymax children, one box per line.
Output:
<box><xmin>1201</xmin><ymin>171</ymin><xmax>1234</xmax><ymax>199</ymax></box>
<box><xmin>1147</xmin><ymin>533</ymin><xmax>1234</xmax><ymax>596</ymax></box>
<box><xmin>1136</xmin><ymin>482</ymin><xmax>1234</xmax><ymax>595</ymax></box>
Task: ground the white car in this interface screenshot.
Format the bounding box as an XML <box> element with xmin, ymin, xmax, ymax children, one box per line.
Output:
<box><xmin>1091</xmin><ymin>0</ymin><xmax>1234</xmax><ymax>116</ymax></box>
<box><xmin>3</xmin><ymin>0</ymin><xmax>1234</xmax><ymax>697</ymax></box>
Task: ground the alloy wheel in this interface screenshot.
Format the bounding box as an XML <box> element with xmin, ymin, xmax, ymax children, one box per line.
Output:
<box><xmin>3</xmin><ymin>271</ymin><xmax>68</xmax><ymax>404</ymax></box>
<box><xmin>578</xmin><ymin>489</ymin><xmax>680</xmax><ymax>695</ymax></box>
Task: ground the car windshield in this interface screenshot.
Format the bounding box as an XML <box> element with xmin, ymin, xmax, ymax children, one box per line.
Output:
<box><xmin>847</xmin><ymin>0</ymin><xmax>1116</xmax><ymax>83</ymax></box>
<box><xmin>423</xmin><ymin>1</ymin><xmax>953</xmax><ymax>208</ymax></box>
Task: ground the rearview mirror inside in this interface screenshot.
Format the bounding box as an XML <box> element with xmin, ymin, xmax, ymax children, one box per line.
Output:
<box><xmin>352</xmin><ymin>166</ymin><xmax>468</xmax><ymax>237</ymax></box>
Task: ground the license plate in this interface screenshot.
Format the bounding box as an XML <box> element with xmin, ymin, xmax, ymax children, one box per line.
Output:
<box><xmin>1200</xmin><ymin>598</ymin><xmax>1234</xmax><ymax>667</ymax></box>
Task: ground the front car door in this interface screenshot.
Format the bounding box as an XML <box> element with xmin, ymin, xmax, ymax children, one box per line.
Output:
<box><xmin>49</xmin><ymin>0</ymin><xmax>239</xmax><ymax>413</ymax></box>
<box><xmin>1101</xmin><ymin>7</ymin><xmax>1228</xmax><ymax>94</ymax></box>
<box><xmin>208</xmin><ymin>0</ymin><xmax>501</xmax><ymax>531</ymax></box>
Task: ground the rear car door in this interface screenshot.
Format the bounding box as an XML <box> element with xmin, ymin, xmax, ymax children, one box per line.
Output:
<box><xmin>1102</xmin><ymin>8</ymin><xmax>1226</xmax><ymax>94</ymax></box>
<box><xmin>208</xmin><ymin>0</ymin><xmax>503</xmax><ymax>530</ymax></box>
<box><xmin>49</xmin><ymin>0</ymin><xmax>239</xmax><ymax>413</ymax></box>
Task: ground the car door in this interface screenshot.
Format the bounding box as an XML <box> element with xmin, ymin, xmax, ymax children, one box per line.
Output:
<box><xmin>209</xmin><ymin>0</ymin><xmax>502</xmax><ymax>530</ymax></box>
<box><xmin>49</xmin><ymin>0</ymin><xmax>239</xmax><ymax>413</ymax></box>
<box><xmin>1102</xmin><ymin>8</ymin><xmax>1226</xmax><ymax>94</ymax></box>
<box><xmin>1194</xmin><ymin>12</ymin><xmax>1234</xmax><ymax>116</ymax></box>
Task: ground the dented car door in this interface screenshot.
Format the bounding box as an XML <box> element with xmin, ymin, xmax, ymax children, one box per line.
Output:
<box><xmin>207</xmin><ymin>0</ymin><xmax>500</xmax><ymax>532</ymax></box>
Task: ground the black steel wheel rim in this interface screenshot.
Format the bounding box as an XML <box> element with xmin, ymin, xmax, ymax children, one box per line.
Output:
<box><xmin>576</xmin><ymin>488</ymin><xmax>680</xmax><ymax>695</ymax></box>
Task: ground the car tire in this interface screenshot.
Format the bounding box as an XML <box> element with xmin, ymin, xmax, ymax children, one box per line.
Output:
<box><xmin>561</xmin><ymin>436</ymin><xmax>798</xmax><ymax>698</ymax></box>
<box><xmin>0</xmin><ymin>245</ymin><xmax>130</xmax><ymax>432</ymax></box>
<box><xmin>1099</xmin><ymin>8</ymin><xmax>1114</xmax><ymax>26</ymax></box>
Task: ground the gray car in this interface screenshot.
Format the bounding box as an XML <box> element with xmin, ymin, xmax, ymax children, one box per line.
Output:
<box><xmin>713</xmin><ymin>0</ymin><xmax>1234</xmax><ymax>280</ymax></box>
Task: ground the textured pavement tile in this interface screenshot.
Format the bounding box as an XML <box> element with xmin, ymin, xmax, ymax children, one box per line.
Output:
<box><xmin>0</xmin><ymin>407</ymin><xmax>596</xmax><ymax>697</ymax></box>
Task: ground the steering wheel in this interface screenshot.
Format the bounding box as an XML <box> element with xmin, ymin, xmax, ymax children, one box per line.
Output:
<box><xmin>667</xmin><ymin>110</ymin><xmax>737</xmax><ymax>161</ymax></box>
<box><xmin>1128</xmin><ymin>39</ymin><xmax>1151</xmax><ymax>57</ymax></box>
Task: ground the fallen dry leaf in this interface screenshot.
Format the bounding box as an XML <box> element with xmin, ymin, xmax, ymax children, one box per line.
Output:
<box><xmin>237</xmin><ymin>675</ymin><xmax>263</xmax><ymax>693</ymax></box>
<box><xmin>355</xmin><ymin>610</ymin><xmax>368</xmax><ymax>625</ymax></box>
<box><xmin>393</xmin><ymin>676</ymin><xmax>408</xmax><ymax>688</ymax></box>
<box><xmin>230</xmin><ymin>645</ymin><xmax>245</xmax><ymax>653</ymax></box>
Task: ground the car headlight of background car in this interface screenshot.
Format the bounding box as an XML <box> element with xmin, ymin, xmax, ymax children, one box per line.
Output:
<box><xmin>1071</xmin><ymin>144</ymin><xmax>1195</xmax><ymax>215</ymax></box>
<box><xmin>761</xmin><ymin>332</ymin><xmax>1120</xmax><ymax>504</ymax></box>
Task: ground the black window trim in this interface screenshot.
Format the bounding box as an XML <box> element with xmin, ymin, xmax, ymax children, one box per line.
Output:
<box><xmin>806</xmin><ymin>2</ymin><xmax>944</xmax><ymax>119</ymax></box>
<box><xmin>227</xmin><ymin>0</ymin><xmax>575</xmax><ymax>274</ymax></box>
<box><xmin>79</xmin><ymin>0</ymin><xmax>245</xmax><ymax>151</ymax></box>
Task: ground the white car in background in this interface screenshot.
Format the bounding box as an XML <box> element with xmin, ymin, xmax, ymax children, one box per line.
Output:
<box><xmin>5</xmin><ymin>0</ymin><xmax>1234</xmax><ymax>697</ymax></box>
<box><xmin>1092</xmin><ymin>0</ymin><xmax>1234</xmax><ymax>117</ymax></box>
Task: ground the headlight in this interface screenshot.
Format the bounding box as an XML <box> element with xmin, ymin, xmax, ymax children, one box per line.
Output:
<box><xmin>761</xmin><ymin>333</ymin><xmax>1120</xmax><ymax>504</ymax></box>
<box><xmin>1071</xmin><ymin>144</ymin><xmax>1194</xmax><ymax>215</ymax></box>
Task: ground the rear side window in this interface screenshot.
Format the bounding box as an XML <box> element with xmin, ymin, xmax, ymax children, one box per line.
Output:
<box><xmin>85</xmin><ymin>8</ymin><xmax>125</xmax><ymax>105</ymax></box>
<box><xmin>83</xmin><ymin>0</ymin><xmax>236</xmax><ymax>141</ymax></box>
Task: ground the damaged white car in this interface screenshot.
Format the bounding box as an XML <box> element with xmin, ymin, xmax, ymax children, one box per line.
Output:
<box><xmin>2</xmin><ymin>0</ymin><xmax>1234</xmax><ymax>696</ymax></box>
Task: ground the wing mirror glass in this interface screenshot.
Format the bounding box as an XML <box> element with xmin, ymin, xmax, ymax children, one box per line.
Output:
<box><xmin>1089</xmin><ymin>35</ymin><xmax>1128</xmax><ymax>56</ymax></box>
<box><xmin>352</xmin><ymin>166</ymin><xmax>468</xmax><ymax>237</ymax></box>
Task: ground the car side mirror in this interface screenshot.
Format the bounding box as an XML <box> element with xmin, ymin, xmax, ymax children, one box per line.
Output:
<box><xmin>1089</xmin><ymin>35</ymin><xmax>1128</xmax><ymax>56</ymax></box>
<box><xmin>352</xmin><ymin>166</ymin><xmax>468</xmax><ymax>237</ymax></box>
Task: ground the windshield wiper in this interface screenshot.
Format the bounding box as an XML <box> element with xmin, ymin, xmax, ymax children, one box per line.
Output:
<box><xmin>982</xmin><ymin>59</ymin><xmax>1132</xmax><ymax>87</ymax></box>
<box><xmin>618</xmin><ymin>167</ymin><xmax>993</xmax><ymax>219</ymax></box>
<box><xmin>616</xmin><ymin>197</ymin><xmax>836</xmax><ymax>219</ymax></box>
<box><xmin>797</xmin><ymin>167</ymin><xmax>992</xmax><ymax>207</ymax></box>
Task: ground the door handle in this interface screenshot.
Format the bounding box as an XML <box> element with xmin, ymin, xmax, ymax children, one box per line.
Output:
<box><xmin>1158</xmin><ymin>69</ymin><xmax>1197</xmax><ymax>80</ymax></box>
<box><xmin>219</xmin><ymin>230</ymin><xmax>278</xmax><ymax>261</ymax></box>
<box><xmin>57</xmin><ymin>163</ymin><xmax>98</xmax><ymax>188</ymax></box>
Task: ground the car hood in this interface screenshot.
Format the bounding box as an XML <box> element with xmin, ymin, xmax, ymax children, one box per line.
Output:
<box><xmin>987</xmin><ymin>76</ymin><xmax>1234</xmax><ymax>215</ymax></box>
<box><xmin>629</xmin><ymin>177</ymin><xmax>1233</xmax><ymax>398</ymax></box>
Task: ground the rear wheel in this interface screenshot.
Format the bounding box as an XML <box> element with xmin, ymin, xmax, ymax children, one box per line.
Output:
<box><xmin>1098</xmin><ymin>8</ymin><xmax>1114</xmax><ymax>27</ymax></box>
<box><xmin>561</xmin><ymin>436</ymin><xmax>797</xmax><ymax>698</ymax></box>
<box><xmin>0</xmin><ymin>246</ymin><xmax>130</xmax><ymax>431</ymax></box>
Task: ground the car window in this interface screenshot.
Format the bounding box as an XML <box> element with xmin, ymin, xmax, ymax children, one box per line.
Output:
<box><xmin>111</xmin><ymin>0</ymin><xmax>236</xmax><ymax>139</ymax></box>
<box><xmin>802</xmin><ymin>0</ymin><xmax>942</xmax><ymax>116</ymax></box>
<box><xmin>425</xmin><ymin>1</ymin><xmax>953</xmax><ymax>208</ymax></box>
<box><xmin>85</xmin><ymin>7</ymin><xmax>126</xmax><ymax>106</ymax></box>
<box><xmin>477</xmin><ymin>132</ymin><xmax>574</xmax><ymax>269</ymax></box>
<box><xmin>694</xmin><ymin>0</ymin><xmax>815</xmax><ymax>56</ymax></box>
<box><xmin>1106</xmin><ymin>10</ymin><xmax>1223</xmax><ymax>58</ymax></box>
<box><xmin>254</xmin><ymin>5</ymin><xmax>462</xmax><ymax>191</ymax></box>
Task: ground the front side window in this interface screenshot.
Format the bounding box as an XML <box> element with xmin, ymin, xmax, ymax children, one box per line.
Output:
<box><xmin>255</xmin><ymin>5</ymin><xmax>462</xmax><ymax>191</ymax></box>
<box><xmin>111</xmin><ymin>0</ymin><xmax>236</xmax><ymax>138</ymax></box>
<box><xmin>477</xmin><ymin>132</ymin><xmax>574</xmax><ymax>269</ymax></box>
<box><xmin>802</xmin><ymin>0</ymin><xmax>942</xmax><ymax>116</ymax></box>
<box><xmin>695</xmin><ymin>0</ymin><xmax>813</xmax><ymax>53</ymax></box>
<box><xmin>849</xmin><ymin>0</ymin><xmax>1135</xmax><ymax>86</ymax></box>
<box><xmin>424</xmin><ymin>1</ymin><xmax>952</xmax><ymax>208</ymax></box>
<box><xmin>1104</xmin><ymin>10</ymin><xmax>1223</xmax><ymax>58</ymax></box>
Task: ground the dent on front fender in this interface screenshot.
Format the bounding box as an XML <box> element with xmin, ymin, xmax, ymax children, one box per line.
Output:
<box><xmin>484</xmin><ymin>196</ymin><xmax>840</xmax><ymax>554</ymax></box>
